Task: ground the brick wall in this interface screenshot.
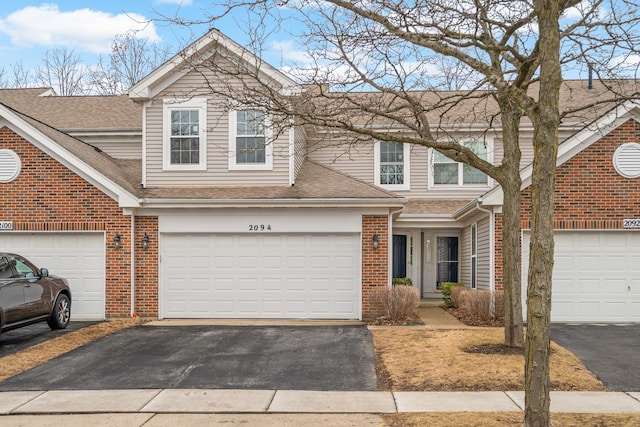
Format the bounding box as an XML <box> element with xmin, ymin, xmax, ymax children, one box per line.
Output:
<box><xmin>0</xmin><ymin>126</ymin><xmax>132</xmax><ymax>317</ymax></box>
<box><xmin>361</xmin><ymin>215</ymin><xmax>388</xmax><ymax>319</ymax></box>
<box><xmin>494</xmin><ymin>119</ymin><xmax>640</xmax><ymax>286</ymax></box>
<box><xmin>134</xmin><ymin>216</ymin><xmax>159</xmax><ymax>317</ymax></box>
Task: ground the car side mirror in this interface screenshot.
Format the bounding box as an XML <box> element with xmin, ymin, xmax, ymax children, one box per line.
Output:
<box><xmin>40</xmin><ymin>268</ymin><xmax>49</xmax><ymax>278</ymax></box>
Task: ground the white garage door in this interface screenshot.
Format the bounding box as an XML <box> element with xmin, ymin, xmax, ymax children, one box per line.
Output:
<box><xmin>161</xmin><ymin>233</ymin><xmax>361</xmax><ymax>319</ymax></box>
<box><xmin>0</xmin><ymin>232</ymin><xmax>105</xmax><ymax>320</ymax></box>
<box><xmin>522</xmin><ymin>231</ymin><xmax>640</xmax><ymax>322</ymax></box>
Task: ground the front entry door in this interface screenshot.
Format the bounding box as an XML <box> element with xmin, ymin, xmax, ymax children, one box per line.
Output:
<box><xmin>436</xmin><ymin>236</ymin><xmax>459</xmax><ymax>289</ymax></box>
<box><xmin>392</xmin><ymin>234</ymin><xmax>407</xmax><ymax>278</ymax></box>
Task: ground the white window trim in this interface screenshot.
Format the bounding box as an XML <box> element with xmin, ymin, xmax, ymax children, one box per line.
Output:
<box><xmin>374</xmin><ymin>141</ymin><xmax>411</xmax><ymax>191</ymax></box>
<box><xmin>429</xmin><ymin>137</ymin><xmax>494</xmax><ymax>189</ymax></box>
<box><xmin>470</xmin><ymin>223</ymin><xmax>478</xmax><ymax>289</ymax></box>
<box><xmin>162</xmin><ymin>98</ymin><xmax>207</xmax><ymax>171</ymax></box>
<box><xmin>228</xmin><ymin>109</ymin><xmax>273</xmax><ymax>171</ymax></box>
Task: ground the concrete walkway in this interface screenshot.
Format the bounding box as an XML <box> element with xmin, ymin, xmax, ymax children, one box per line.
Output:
<box><xmin>0</xmin><ymin>389</ymin><xmax>639</xmax><ymax>426</ymax></box>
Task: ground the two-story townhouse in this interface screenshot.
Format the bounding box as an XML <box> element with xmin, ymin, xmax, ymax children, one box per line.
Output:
<box><xmin>0</xmin><ymin>29</ymin><xmax>638</xmax><ymax>323</ymax></box>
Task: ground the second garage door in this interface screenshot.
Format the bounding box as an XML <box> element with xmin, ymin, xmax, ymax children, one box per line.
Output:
<box><xmin>522</xmin><ymin>231</ymin><xmax>640</xmax><ymax>322</ymax></box>
<box><xmin>161</xmin><ymin>233</ymin><xmax>361</xmax><ymax>319</ymax></box>
<box><xmin>0</xmin><ymin>232</ymin><xmax>105</xmax><ymax>320</ymax></box>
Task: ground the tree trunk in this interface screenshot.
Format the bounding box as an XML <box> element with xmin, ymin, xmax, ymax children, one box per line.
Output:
<box><xmin>525</xmin><ymin>1</ymin><xmax>562</xmax><ymax>425</ymax></box>
<box><xmin>497</xmin><ymin>96</ymin><xmax>524</xmax><ymax>349</ymax></box>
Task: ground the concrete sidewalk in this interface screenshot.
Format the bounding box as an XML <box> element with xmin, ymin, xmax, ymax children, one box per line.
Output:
<box><xmin>1</xmin><ymin>389</ymin><xmax>639</xmax><ymax>416</ymax></box>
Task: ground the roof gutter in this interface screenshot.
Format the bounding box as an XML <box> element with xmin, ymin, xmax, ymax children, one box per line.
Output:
<box><xmin>138</xmin><ymin>197</ymin><xmax>406</xmax><ymax>209</ymax></box>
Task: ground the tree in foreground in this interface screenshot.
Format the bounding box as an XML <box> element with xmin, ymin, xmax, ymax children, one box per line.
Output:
<box><xmin>165</xmin><ymin>1</ymin><xmax>639</xmax><ymax>424</ymax></box>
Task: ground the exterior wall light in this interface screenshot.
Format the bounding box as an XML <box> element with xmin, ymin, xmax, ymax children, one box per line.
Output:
<box><xmin>142</xmin><ymin>233</ymin><xmax>150</xmax><ymax>250</ymax></box>
<box><xmin>372</xmin><ymin>234</ymin><xmax>379</xmax><ymax>249</ymax></box>
<box><xmin>113</xmin><ymin>233</ymin><xmax>122</xmax><ymax>249</ymax></box>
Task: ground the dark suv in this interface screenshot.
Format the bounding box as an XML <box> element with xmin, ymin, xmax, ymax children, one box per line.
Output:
<box><xmin>0</xmin><ymin>253</ymin><xmax>71</xmax><ymax>333</ymax></box>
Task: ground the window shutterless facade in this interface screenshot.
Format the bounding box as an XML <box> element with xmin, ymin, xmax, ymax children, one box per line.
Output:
<box><xmin>374</xmin><ymin>141</ymin><xmax>410</xmax><ymax>190</ymax></box>
<box><xmin>162</xmin><ymin>98</ymin><xmax>207</xmax><ymax>171</ymax></box>
<box><xmin>432</xmin><ymin>139</ymin><xmax>490</xmax><ymax>187</ymax></box>
<box><xmin>228</xmin><ymin>109</ymin><xmax>273</xmax><ymax>170</ymax></box>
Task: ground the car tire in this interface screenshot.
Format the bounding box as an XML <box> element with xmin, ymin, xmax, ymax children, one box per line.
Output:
<box><xmin>47</xmin><ymin>294</ymin><xmax>71</xmax><ymax>330</ymax></box>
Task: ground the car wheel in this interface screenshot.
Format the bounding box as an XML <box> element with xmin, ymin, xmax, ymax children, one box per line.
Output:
<box><xmin>47</xmin><ymin>294</ymin><xmax>71</xmax><ymax>330</ymax></box>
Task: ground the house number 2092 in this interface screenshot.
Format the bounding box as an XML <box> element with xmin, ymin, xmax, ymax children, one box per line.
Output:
<box><xmin>249</xmin><ymin>224</ymin><xmax>272</xmax><ymax>231</ymax></box>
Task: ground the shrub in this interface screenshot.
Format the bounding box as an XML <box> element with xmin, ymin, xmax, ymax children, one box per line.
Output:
<box><xmin>370</xmin><ymin>285</ymin><xmax>420</xmax><ymax>323</ymax></box>
<box><xmin>392</xmin><ymin>277</ymin><xmax>413</xmax><ymax>286</ymax></box>
<box><xmin>454</xmin><ymin>288</ymin><xmax>505</xmax><ymax>323</ymax></box>
<box><xmin>441</xmin><ymin>282</ymin><xmax>466</xmax><ymax>306</ymax></box>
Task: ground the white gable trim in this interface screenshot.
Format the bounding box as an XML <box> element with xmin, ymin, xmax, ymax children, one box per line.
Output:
<box><xmin>0</xmin><ymin>106</ymin><xmax>139</xmax><ymax>208</ymax></box>
<box><xmin>128</xmin><ymin>29</ymin><xmax>300</xmax><ymax>101</ymax></box>
<box><xmin>481</xmin><ymin>100</ymin><xmax>640</xmax><ymax>206</ymax></box>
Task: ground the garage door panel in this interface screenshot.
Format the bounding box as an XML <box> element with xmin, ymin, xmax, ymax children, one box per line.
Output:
<box><xmin>523</xmin><ymin>231</ymin><xmax>639</xmax><ymax>322</ymax></box>
<box><xmin>0</xmin><ymin>232</ymin><xmax>105</xmax><ymax>320</ymax></box>
<box><xmin>162</xmin><ymin>233</ymin><xmax>360</xmax><ymax>319</ymax></box>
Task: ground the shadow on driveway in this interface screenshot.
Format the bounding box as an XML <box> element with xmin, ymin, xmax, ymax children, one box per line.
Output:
<box><xmin>0</xmin><ymin>325</ymin><xmax>377</xmax><ymax>391</ymax></box>
<box><xmin>552</xmin><ymin>323</ymin><xmax>640</xmax><ymax>392</ymax></box>
<box><xmin>0</xmin><ymin>321</ymin><xmax>98</xmax><ymax>357</ymax></box>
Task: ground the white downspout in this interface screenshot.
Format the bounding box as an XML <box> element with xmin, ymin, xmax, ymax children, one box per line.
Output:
<box><xmin>130</xmin><ymin>214</ymin><xmax>136</xmax><ymax>318</ymax></box>
<box><xmin>388</xmin><ymin>207</ymin><xmax>404</xmax><ymax>287</ymax></box>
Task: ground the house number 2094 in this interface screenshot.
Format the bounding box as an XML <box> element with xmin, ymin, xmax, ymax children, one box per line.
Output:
<box><xmin>249</xmin><ymin>224</ymin><xmax>272</xmax><ymax>231</ymax></box>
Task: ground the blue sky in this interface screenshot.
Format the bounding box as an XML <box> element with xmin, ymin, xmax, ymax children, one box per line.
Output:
<box><xmin>0</xmin><ymin>1</ymin><xmax>300</xmax><ymax>72</ymax></box>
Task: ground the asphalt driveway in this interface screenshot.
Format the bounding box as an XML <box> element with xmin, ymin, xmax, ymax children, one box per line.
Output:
<box><xmin>0</xmin><ymin>321</ymin><xmax>97</xmax><ymax>357</ymax></box>
<box><xmin>551</xmin><ymin>323</ymin><xmax>640</xmax><ymax>392</ymax></box>
<box><xmin>0</xmin><ymin>325</ymin><xmax>377</xmax><ymax>391</ymax></box>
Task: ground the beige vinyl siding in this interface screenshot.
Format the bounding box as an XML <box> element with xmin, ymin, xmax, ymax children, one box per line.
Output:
<box><xmin>459</xmin><ymin>225</ymin><xmax>471</xmax><ymax>286</ymax></box>
<box><xmin>458</xmin><ymin>215</ymin><xmax>491</xmax><ymax>291</ymax></box>
<box><xmin>69</xmin><ymin>132</ymin><xmax>142</xmax><ymax>159</ymax></box>
<box><xmin>144</xmin><ymin>69</ymin><xmax>290</xmax><ymax>187</ymax></box>
<box><xmin>477</xmin><ymin>216</ymin><xmax>491</xmax><ymax>290</ymax></box>
<box><xmin>78</xmin><ymin>136</ymin><xmax>142</xmax><ymax>159</ymax></box>
<box><xmin>307</xmin><ymin>136</ymin><xmax>376</xmax><ymax>182</ymax></box>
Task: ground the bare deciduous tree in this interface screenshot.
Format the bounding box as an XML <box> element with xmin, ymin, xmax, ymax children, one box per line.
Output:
<box><xmin>35</xmin><ymin>48</ymin><xmax>87</xmax><ymax>96</ymax></box>
<box><xmin>167</xmin><ymin>1</ymin><xmax>640</xmax><ymax>424</ymax></box>
<box><xmin>89</xmin><ymin>30</ymin><xmax>172</xmax><ymax>94</ymax></box>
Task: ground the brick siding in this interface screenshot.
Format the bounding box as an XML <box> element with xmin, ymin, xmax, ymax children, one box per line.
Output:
<box><xmin>134</xmin><ymin>216</ymin><xmax>159</xmax><ymax>317</ymax></box>
<box><xmin>362</xmin><ymin>215</ymin><xmax>389</xmax><ymax>319</ymax></box>
<box><xmin>0</xmin><ymin>127</ymin><xmax>132</xmax><ymax>318</ymax></box>
<box><xmin>494</xmin><ymin>119</ymin><xmax>640</xmax><ymax>287</ymax></box>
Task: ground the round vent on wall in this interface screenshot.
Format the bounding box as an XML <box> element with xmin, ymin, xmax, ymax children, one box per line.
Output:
<box><xmin>0</xmin><ymin>149</ymin><xmax>21</xmax><ymax>183</ymax></box>
<box><xmin>613</xmin><ymin>142</ymin><xmax>640</xmax><ymax>179</ymax></box>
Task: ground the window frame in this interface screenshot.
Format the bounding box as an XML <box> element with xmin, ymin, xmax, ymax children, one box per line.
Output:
<box><xmin>374</xmin><ymin>141</ymin><xmax>411</xmax><ymax>191</ymax></box>
<box><xmin>470</xmin><ymin>223</ymin><xmax>478</xmax><ymax>289</ymax></box>
<box><xmin>162</xmin><ymin>98</ymin><xmax>208</xmax><ymax>171</ymax></box>
<box><xmin>430</xmin><ymin>138</ymin><xmax>493</xmax><ymax>188</ymax></box>
<box><xmin>228</xmin><ymin>108</ymin><xmax>273</xmax><ymax>171</ymax></box>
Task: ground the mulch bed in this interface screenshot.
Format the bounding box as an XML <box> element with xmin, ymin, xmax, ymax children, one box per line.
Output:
<box><xmin>464</xmin><ymin>343</ymin><xmax>525</xmax><ymax>356</ymax></box>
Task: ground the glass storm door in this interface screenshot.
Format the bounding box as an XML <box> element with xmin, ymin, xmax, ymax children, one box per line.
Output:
<box><xmin>392</xmin><ymin>234</ymin><xmax>407</xmax><ymax>278</ymax></box>
<box><xmin>436</xmin><ymin>237</ymin><xmax>459</xmax><ymax>289</ymax></box>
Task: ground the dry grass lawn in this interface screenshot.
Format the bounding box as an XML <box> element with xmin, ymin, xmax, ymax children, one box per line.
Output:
<box><xmin>371</xmin><ymin>328</ymin><xmax>605</xmax><ymax>391</ymax></box>
<box><xmin>0</xmin><ymin>320</ymin><xmax>139</xmax><ymax>383</ymax></box>
<box><xmin>383</xmin><ymin>412</ymin><xmax>640</xmax><ymax>427</ymax></box>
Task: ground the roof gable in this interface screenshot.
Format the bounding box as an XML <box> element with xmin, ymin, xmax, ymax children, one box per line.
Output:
<box><xmin>0</xmin><ymin>103</ymin><xmax>140</xmax><ymax>207</ymax></box>
<box><xmin>481</xmin><ymin>99</ymin><xmax>640</xmax><ymax>206</ymax></box>
<box><xmin>128</xmin><ymin>29</ymin><xmax>300</xmax><ymax>102</ymax></box>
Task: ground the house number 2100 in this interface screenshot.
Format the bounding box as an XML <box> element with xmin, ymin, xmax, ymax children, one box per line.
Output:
<box><xmin>249</xmin><ymin>224</ymin><xmax>272</xmax><ymax>231</ymax></box>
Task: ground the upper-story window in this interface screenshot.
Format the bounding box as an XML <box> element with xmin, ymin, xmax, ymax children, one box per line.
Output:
<box><xmin>163</xmin><ymin>98</ymin><xmax>207</xmax><ymax>171</ymax></box>
<box><xmin>374</xmin><ymin>141</ymin><xmax>410</xmax><ymax>191</ymax></box>
<box><xmin>228</xmin><ymin>109</ymin><xmax>273</xmax><ymax>170</ymax></box>
<box><xmin>432</xmin><ymin>139</ymin><xmax>490</xmax><ymax>187</ymax></box>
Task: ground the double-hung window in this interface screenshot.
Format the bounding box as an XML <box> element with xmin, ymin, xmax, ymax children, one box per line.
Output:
<box><xmin>374</xmin><ymin>141</ymin><xmax>410</xmax><ymax>190</ymax></box>
<box><xmin>432</xmin><ymin>139</ymin><xmax>489</xmax><ymax>186</ymax></box>
<box><xmin>163</xmin><ymin>98</ymin><xmax>207</xmax><ymax>170</ymax></box>
<box><xmin>228</xmin><ymin>109</ymin><xmax>273</xmax><ymax>170</ymax></box>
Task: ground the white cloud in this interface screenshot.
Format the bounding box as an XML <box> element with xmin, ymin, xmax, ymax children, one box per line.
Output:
<box><xmin>270</xmin><ymin>40</ymin><xmax>313</xmax><ymax>65</ymax></box>
<box><xmin>0</xmin><ymin>4</ymin><xmax>161</xmax><ymax>54</ymax></box>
